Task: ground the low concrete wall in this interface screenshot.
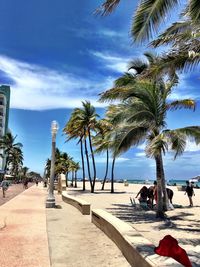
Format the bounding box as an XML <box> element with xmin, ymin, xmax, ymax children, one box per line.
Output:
<box><xmin>62</xmin><ymin>192</ymin><xmax>90</xmax><ymax>215</ymax></box>
<box><xmin>92</xmin><ymin>209</ymin><xmax>182</xmax><ymax>267</ymax></box>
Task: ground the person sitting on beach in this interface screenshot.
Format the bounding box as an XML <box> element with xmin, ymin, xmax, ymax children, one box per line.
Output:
<box><xmin>185</xmin><ymin>181</ymin><xmax>195</xmax><ymax>207</ymax></box>
<box><xmin>135</xmin><ymin>186</ymin><xmax>149</xmax><ymax>203</ymax></box>
<box><xmin>147</xmin><ymin>186</ymin><xmax>155</xmax><ymax>208</ymax></box>
<box><xmin>149</xmin><ymin>182</ymin><xmax>174</xmax><ymax>207</ymax></box>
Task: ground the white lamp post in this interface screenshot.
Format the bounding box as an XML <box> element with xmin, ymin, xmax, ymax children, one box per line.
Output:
<box><xmin>46</xmin><ymin>120</ymin><xmax>59</xmax><ymax>208</ymax></box>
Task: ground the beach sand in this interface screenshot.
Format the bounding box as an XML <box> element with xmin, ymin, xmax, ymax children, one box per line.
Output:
<box><xmin>66</xmin><ymin>181</ymin><xmax>200</xmax><ymax>266</ymax></box>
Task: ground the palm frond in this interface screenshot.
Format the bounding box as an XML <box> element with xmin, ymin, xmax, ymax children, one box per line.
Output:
<box><xmin>163</xmin><ymin>130</ymin><xmax>186</xmax><ymax>159</ymax></box>
<box><xmin>189</xmin><ymin>0</ymin><xmax>200</xmax><ymax>22</ymax></box>
<box><xmin>145</xmin><ymin>134</ymin><xmax>168</xmax><ymax>158</ymax></box>
<box><xmin>128</xmin><ymin>59</ymin><xmax>148</xmax><ymax>74</ymax></box>
<box><xmin>114</xmin><ymin>73</ymin><xmax>136</xmax><ymax>87</ymax></box>
<box><xmin>132</xmin><ymin>0</ymin><xmax>179</xmax><ymax>42</ymax></box>
<box><xmin>95</xmin><ymin>0</ymin><xmax>121</xmax><ymax>16</ymax></box>
<box><xmin>150</xmin><ymin>20</ymin><xmax>194</xmax><ymax>47</ymax></box>
<box><xmin>114</xmin><ymin>122</ymin><xmax>149</xmax><ymax>155</ymax></box>
<box><xmin>99</xmin><ymin>86</ymin><xmax>132</xmax><ymax>102</ymax></box>
<box><xmin>167</xmin><ymin>99</ymin><xmax>196</xmax><ymax>111</ymax></box>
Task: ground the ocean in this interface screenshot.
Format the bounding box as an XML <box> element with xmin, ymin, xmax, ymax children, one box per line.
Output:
<box><xmin>126</xmin><ymin>179</ymin><xmax>200</xmax><ymax>187</ymax></box>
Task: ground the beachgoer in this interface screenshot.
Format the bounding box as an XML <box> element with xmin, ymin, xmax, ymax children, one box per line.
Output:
<box><xmin>136</xmin><ymin>186</ymin><xmax>149</xmax><ymax>203</ymax></box>
<box><xmin>35</xmin><ymin>179</ymin><xmax>39</xmax><ymax>186</ymax></box>
<box><xmin>166</xmin><ymin>188</ymin><xmax>174</xmax><ymax>204</ymax></box>
<box><xmin>23</xmin><ymin>178</ymin><xmax>28</xmax><ymax>189</ymax></box>
<box><xmin>147</xmin><ymin>186</ymin><xmax>154</xmax><ymax>208</ymax></box>
<box><xmin>185</xmin><ymin>181</ymin><xmax>195</xmax><ymax>207</ymax></box>
<box><xmin>0</xmin><ymin>176</ymin><xmax>9</xmax><ymax>198</ymax></box>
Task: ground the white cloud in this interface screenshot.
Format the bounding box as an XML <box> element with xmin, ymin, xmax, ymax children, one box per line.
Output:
<box><xmin>91</xmin><ymin>51</ymin><xmax>129</xmax><ymax>73</ymax></box>
<box><xmin>168</xmin><ymin>72</ymin><xmax>199</xmax><ymax>100</ymax></box>
<box><xmin>0</xmin><ymin>55</ymin><xmax>113</xmax><ymax>110</ymax></box>
<box><xmin>95</xmin><ymin>156</ymin><xmax>130</xmax><ymax>163</ymax></box>
<box><xmin>135</xmin><ymin>152</ymin><xmax>146</xmax><ymax>157</ymax></box>
<box><xmin>185</xmin><ymin>140</ymin><xmax>200</xmax><ymax>152</ymax></box>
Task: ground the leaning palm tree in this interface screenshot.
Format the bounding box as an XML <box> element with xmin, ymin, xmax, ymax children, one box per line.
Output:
<box><xmin>64</xmin><ymin>108</ymin><xmax>87</xmax><ymax>190</ymax></box>
<box><xmin>93</xmin><ymin>118</ymin><xmax>113</xmax><ymax>190</ymax></box>
<box><xmin>100</xmin><ymin>80</ymin><xmax>200</xmax><ymax>218</ymax></box>
<box><xmin>64</xmin><ymin>101</ymin><xmax>99</xmax><ymax>193</ymax></box>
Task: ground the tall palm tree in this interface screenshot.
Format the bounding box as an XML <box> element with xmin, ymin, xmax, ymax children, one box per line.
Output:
<box><xmin>0</xmin><ymin>132</ymin><xmax>23</xmax><ymax>172</ymax></box>
<box><xmin>74</xmin><ymin>162</ymin><xmax>81</xmax><ymax>188</ymax></box>
<box><xmin>100</xmin><ymin>80</ymin><xmax>200</xmax><ymax>218</ymax></box>
<box><xmin>93</xmin><ymin>118</ymin><xmax>113</xmax><ymax>190</ymax></box>
<box><xmin>64</xmin><ymin>101</ymin><xmax>99</xmax><ymax>193</ymax></box>
<box><xmin>8</xmin><ymin>147</ymin><xmax>23</xmax><ymax>178</ymax></box>
<box><xmin>21</xmin><ymin>166</ymin><xmax>29</xmax><ymax>177</ymax></box>
<box><xmin>81</xmin><ymin>101</ymin><xmax>99</xmax><ymax>192</ymax></box>
<box><xmin>64</xmin><ymin>108</ymin><xmax>86</xmax><ymax>190</ymax></box>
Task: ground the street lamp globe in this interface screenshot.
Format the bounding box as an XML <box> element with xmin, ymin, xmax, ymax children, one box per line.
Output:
<box><xmin>51</xmin><ymin>120</ymin><xmax>59</xmax><ymax>135</ymax></box>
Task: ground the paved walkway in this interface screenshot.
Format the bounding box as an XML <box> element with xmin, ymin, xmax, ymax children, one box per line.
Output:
<box><xmin>47</xmin><ymin>193</ymin><xmax>130</xmax><ymax>267</ymax></box>
<box><xmin>0</xmin><ymin>184</ymin><xmax>130</xmax><ymax>267</ymax></box>
<box><xmin>0</xmin><ymin>184</ymin><xmax>50</xmax><ymax>267</ymax></box>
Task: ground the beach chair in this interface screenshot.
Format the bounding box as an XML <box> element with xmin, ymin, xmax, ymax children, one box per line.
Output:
<box><xmin>130</xmin><ymin>197</ymin><xmax>149</xmax><ymax>210</ymax></box>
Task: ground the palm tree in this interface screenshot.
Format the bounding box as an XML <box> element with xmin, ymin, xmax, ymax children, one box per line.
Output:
<box><xmin>55</xmin><ymin>151</ymin><xmax>72</xmax><ymax>187</ymax></box>
<box><xmin>93</xmin><ymin>119</ymin><xmax>113</xmax><ymax>190</ymax></box>
<box><xmin>0</xmin><ymin>132</ymin><xmax>23</xmax><ymax>172</ymax></box>
<box><xmin>64</xmin><ymin>109</ymin><xmax>86</xmax><ymax>190</ymax></box>
<box><xmin>100</xmin><ymin>80</ymin><xmax>200</xmax><ymax>218</ymax></box>
<box><xmin>96</xmin><ymin>1</ymin><xmax>200</xmax><ymax>41</ymax></box>
<box><xmin>96</xmin><ymin>1</ymin><xmax>200</xmax><ymax>71</ymax></box>
<box><xmin>8</xmin><ymin>147</ymin><xmax>23</xmax><ymax>179</ymax></box>
<box><xmin>74</xmin><ymin>162</ymin><xmax>81</xmax><ymax>188</ymax></box>
<box><xmin>44</xmin><ymin>158</ymin><xmax>51</xmax><ymax>179</ymax></box>
<box><xmin>64</xmin><ymin>101</ymin><xmax>99</xmax><ymax>193</ymax></box>
<box><xmin>80</xmin><ymin>101</ymin><xmax>99</xmax><ymax>192</ymax></box>
<box><xmin>21</xmin><ymin>166</ymin><xmax>29</xmax><ymax>180</ymax></box>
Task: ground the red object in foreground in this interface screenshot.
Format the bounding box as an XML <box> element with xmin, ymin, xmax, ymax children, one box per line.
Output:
<box><xmin>154</xmin><ymin>235</ymin><xmax>192</xmax><ymax>267</ymax></box>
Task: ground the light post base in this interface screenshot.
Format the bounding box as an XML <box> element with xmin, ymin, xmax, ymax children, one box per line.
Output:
<box><xmin>46</xmin><ymin>195</ymin><xmax>56</xmax><ymax>208</ymax></box>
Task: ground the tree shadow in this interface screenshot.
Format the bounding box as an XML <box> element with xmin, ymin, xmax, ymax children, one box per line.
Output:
<box><xmin>106</xmin><ymin>203</ymin><xmax>158</xmax><ymax>224</ymax></box>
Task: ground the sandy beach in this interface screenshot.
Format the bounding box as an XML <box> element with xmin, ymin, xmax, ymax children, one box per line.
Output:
<box><xmin>66</xmin><ymin>181</ymin><xmax>200</xmax><ymax>266</ymax></box>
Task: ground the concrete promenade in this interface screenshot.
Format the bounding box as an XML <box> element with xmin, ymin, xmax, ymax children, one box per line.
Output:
<box><xmin>0</xmin><ymin>184</ymin><xmax>50</xmax><ymax>267</ymax></box>
<box><xmin>0</xmin><ymin>184</ymin><xmax>130</xmax><ymax>267</ymax></box>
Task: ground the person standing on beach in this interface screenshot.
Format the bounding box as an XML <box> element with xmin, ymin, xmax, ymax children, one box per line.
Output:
<box><xmin>0</xmin><ymin>176</ymin><xmax>9</xmax><ymax>198</ymax></box>
<box><xmin>185</xmin><ymin>181</ymin><xmax>195</xmax><ymax>207</ymax></box>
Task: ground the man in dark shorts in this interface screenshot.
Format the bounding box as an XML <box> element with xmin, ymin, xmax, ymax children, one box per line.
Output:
<box><xmin>185</xmin><ymin>181</ymin><xmax>195</xmax><ymax>207</ymax></box>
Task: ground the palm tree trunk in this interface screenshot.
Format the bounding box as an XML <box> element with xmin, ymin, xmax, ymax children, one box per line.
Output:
<box><xmin>84</xmin><ymin>137</ymin><xmax>92</xmax><ymax>189</ymax></box>
<box><xmin>66</xmin><ymin>172</ymin><xmax>69</xmax><ymax>187</ymax></box>
<box><xmin>111</xmin><ymin>156</ymin><xmax>116</xmax><ymax>193</ymax></box>
<box><xmin>4</xmin><ymin>156</ymin><xmax>9</xmax><ymax>172</ymax></box>
<box><xmin>155</xmin><ymin>154</ymin><xmax>165</xmax><ymax>218</ymax></box>
<box><xmin>88</xmin><ymin>129</ymin><xmax>96</xmax><ymax>193</ymax></box>
<box><xmin>71</xmin><ymin>171</ymin><xmax>74</xmax><ymax>186</ymax></box>
<box><xmin>101</xmin><ymin>149</ymin><xmax>109</xmax><ymax>190</ymax></box>
<box><xmin>80</xmin><ymin>138</ymin><xmax>86</xmax><ymax>191</ymax></box>
<box><xmin>75</xmin><ymin>171</ymin><xmax>77</xmax><ymax>188</ymax></box>
<box><xmin>160</xmin><ymin>154</ymin><xmax>169</xmax><ymax>211</ymax></box>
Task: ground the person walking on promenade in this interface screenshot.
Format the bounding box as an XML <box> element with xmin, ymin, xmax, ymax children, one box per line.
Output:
<box><xmin>23</xmin><ymin>178</ymin><xmax>28</xmax><ymax>189</ymax></box>
<box><xmin>0</xmin><ymin>176</ymin><xmax>9</xmax><ymax>198</ymax></box>
<box><xmin>185</xmin><ymin>181</ymin><xmax>195</xmax><ymax>207</ymax></box>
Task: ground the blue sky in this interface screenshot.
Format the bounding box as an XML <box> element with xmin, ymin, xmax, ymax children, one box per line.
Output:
<box><xmin>1</xmin><ymin>0</ymin><xmax>200</xmax><ymax>180</ymax></box>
